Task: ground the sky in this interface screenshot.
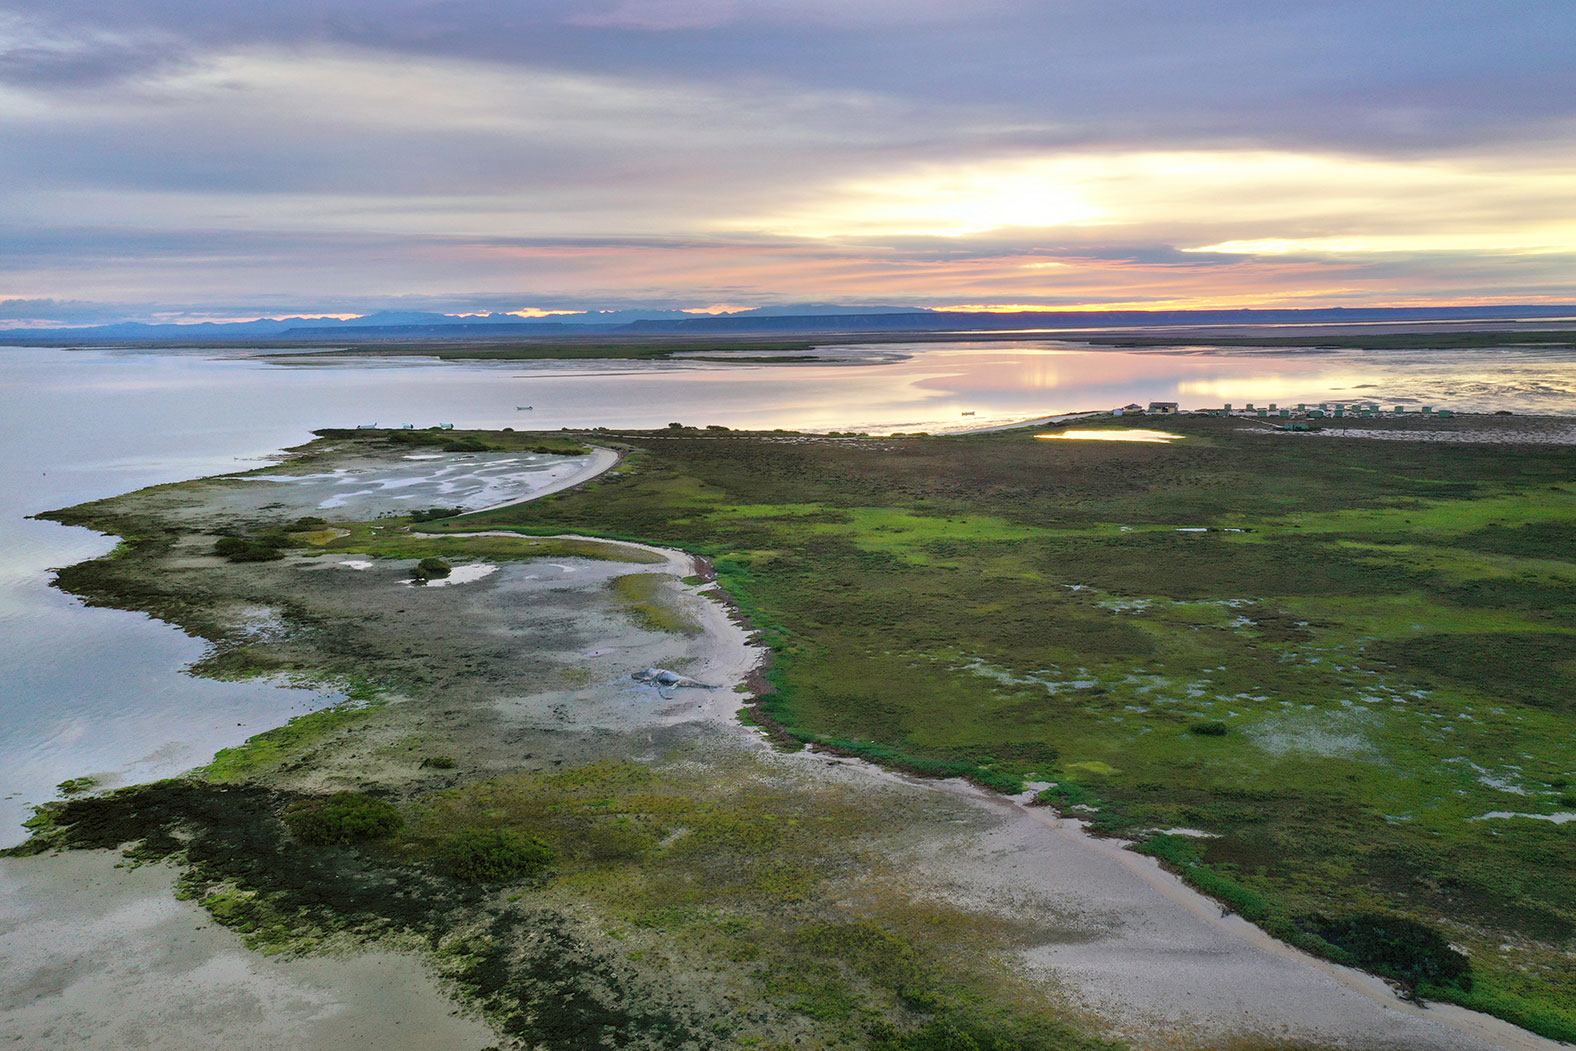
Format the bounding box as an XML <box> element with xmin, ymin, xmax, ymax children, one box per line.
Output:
<box><xmin>3</xmin><ymin>1</ymin><xmax>1575</xmax><ymax>326</ymax></box>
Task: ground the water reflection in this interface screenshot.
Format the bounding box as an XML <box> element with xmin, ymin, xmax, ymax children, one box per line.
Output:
<box><xmin>1036</xmin><ymin>429</ymin><xmax>1180</xmax><ymax>443</ymax></box>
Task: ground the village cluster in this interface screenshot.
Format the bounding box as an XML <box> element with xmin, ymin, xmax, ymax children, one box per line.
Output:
<box><xmin>1113</xmin><ymin>400</ymin><xmax>1455</xmax><ymax>430</ymax></box>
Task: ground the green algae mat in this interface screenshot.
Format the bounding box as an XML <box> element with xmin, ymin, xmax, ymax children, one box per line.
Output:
<box><xmin>439</xmin><ymin>417</ymin><xmax>1576</xmax><ymax>1039</ymax></box>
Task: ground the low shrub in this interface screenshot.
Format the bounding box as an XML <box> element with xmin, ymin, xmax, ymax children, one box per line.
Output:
<box><xmin>213</xmin><ymin>536</ymin><xmax>285</xmax><ymax>562</ymax></box>
<box><xmin>1305</xmin><ymin>912</ymin><xmax>1471</xmax><ymax>992</ymax></box>
<box><xmin>436</xmin><ymin>828</ymin><xmax>555</xmax><ymax>883</ymax></box>
<box><xmin>1189</xmin><ymin>720</ymin><xmax>1229</xmax><ymax>736</ymax></box>
<box><xmin>283</xmin><ymin>792</ymin><xmax>403</xmax><ymax>845</ymax></box>
<box><xmin>410</xmin><ymin>507</ymin><xmax>465</xmax><ymax>523</ymax></box>
<box><xmin>412</xmin><ymin>556</ymin><xmax>452</xmax><ymax>581</ymax></box>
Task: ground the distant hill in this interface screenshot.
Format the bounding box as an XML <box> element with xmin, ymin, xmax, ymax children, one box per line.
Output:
<box><xmin>619</xmin><ymin>305</ymin><xmax>1576</xmax><ymax>335</ymax></box>
<box><xmin>2</xmin><ymin>303</ymin><xmax>1571</xmax><ymax>344</ymax></box>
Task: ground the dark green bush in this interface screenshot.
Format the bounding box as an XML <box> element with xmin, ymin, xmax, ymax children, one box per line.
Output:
<box><xmin>412</xmin><ymin>557</ymin><xmax>452</xmax><ymax>581</ymax></box>
<box><xmin>410</xmin><ymin>507</ymin><xmax>465</xmax><ymax>523</ymax></box>
<box><xmin>436</xmin><ymin>828</ymin><xmax>554</xmax><ymax>883</ymax></box>
<box><xmin>1189</xmin><ymin>720</ymin><xmax>1229</xmax><ymax>736</ymax></box>
<box><xmin>1306</xmin><ymin>912</ymin><xmax>1471</xmax><ymax>991</ymax></box>
<box><xmin>283</xmin><ymin>792</ymin><xmax>403</xmax><ymax>845</ymax></box>
<box><xmin>213</xmin><ymin>536</ymin><xmax>285</xmax><ymax>562</ymax></box>
<box><xmin>420</xmin><ymin>754</ymin><xmax>456</xmax><ymax>769</ymax></box>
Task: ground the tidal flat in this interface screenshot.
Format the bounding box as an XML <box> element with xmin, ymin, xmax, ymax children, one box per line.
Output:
<box><xmin>4</xmin><ymin>419</ymin><xmax>1573</xmax><ymax>1050</ymax></box>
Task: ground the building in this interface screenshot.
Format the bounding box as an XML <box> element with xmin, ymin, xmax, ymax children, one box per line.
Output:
<box><xmin>1148</xmin><ymin>401</ymin><xmax>1179</xmax><ymax>414</ymax></box>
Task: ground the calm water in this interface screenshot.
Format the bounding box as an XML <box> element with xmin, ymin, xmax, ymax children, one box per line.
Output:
<box><xmin>2</xmin><ymin>340</ymin><xmax>1572</xmax><ymax>843</ymax></box>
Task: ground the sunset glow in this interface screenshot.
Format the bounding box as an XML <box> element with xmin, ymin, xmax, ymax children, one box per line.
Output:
<box><xmin>1</xmin><ymin>3</ymin><xmax>1571</xmax><ymax>325</ymax></box>
<box><xmin>1036</xmin><ymin>430</ymin><xmax>1181</xmax><ymax>442</ymax></box>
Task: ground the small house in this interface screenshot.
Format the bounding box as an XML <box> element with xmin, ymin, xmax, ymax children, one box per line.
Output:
<box><xmin>1148</xmin><ymin>402</ymin><xmax>1179</xmax><ymax>414</ymax></box>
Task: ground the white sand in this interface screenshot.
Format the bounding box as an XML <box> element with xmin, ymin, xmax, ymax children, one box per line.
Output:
<box><xmin>462</xmin><ymin>445</ymin><xmax>621</xmax><ymax>513</ymax></box>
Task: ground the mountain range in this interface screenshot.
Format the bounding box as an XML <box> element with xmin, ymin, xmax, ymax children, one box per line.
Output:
<box><xmin>2</xmin><ymin>304</ymin><xmax>1572</xmax><ymax>344</ymax></box>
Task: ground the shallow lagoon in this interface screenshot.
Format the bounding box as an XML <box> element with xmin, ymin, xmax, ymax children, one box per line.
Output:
<box><xmin>1</xmin><ymin>339</ymin><xmax>1573</xmax><ymax>843</ymax></box>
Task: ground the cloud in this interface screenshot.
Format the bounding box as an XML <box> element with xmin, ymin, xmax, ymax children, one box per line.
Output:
<box><xmin>2</xmin><ymin>2</ymin><xmax>1573</xmax><ymax>317</ymax></box>
<box><xmin>565</xmin><ymin>0</ymin><xmax>739</xmax><ymax>31</ymax></box>
<box><xmin>5</xmin><ymin>2</ymin><xmax>1574</xmax><ymax>150</ymax></box>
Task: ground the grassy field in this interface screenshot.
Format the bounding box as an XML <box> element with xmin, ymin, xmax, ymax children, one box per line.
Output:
<box><xmin>431</xmin><ymin>417</ymin><xmax>1576</xmax><ymax>1038</ymax></box>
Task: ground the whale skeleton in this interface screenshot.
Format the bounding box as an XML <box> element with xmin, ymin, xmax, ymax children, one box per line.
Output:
<box><xmin>631</xmin><ymin>667</ymin><xmax>718</xmax><ymax>698</ymax></box>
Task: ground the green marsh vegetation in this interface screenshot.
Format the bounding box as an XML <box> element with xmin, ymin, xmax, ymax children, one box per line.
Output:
<box><xmin>311</xmin><ymin>426</ymin><xmax>591</xmax><ymax>457</ymax></box>
<box><xmin>19</xmin><ymin>420</ymin><xmax>1576</xmax><ymax>1045</ymax></box>
<box><xmin>312</xmin><ymin>519</ymin><xmax>666</xmax><ymax>566</ymax></box>
<box><xmin>7</xmin><ymin>750</ymin><xmax>1120</xmax><ymax>1050</ymax></box>
<box><xmin>440</xmin><ymin>416</ymin><xmax>1576</xmax><ymax>1038</ymax></box>
<box><xmin>17</xmin><ymin>433</ymin><xmax>1135</xmax><ymax>1048</ymax></box>
<box><xmin>609</xmin><ymin>572</ymin><xmax>703</xmax><ymax>635</ymax></box>
<box><xmin>283</xmin><ymin>791</ymin><xmax>403</xmax><ymax>844</ymax></box>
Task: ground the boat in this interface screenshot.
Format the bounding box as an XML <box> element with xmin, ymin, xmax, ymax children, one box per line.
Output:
<box><xmin>517</xmin><ymin>406</ymin><xmax>533</xmax><ymax>410</ymax></box>
<box><xmin>961</xmin><ymin>411</ymin><xmax>976</xmax><ymax>416</ymax></box>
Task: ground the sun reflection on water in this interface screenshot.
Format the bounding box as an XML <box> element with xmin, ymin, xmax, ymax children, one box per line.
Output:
<box><xmin>1035</xmin><ymin>429</ymin><xmax>1180</xmax><ymax>443</ymax></box>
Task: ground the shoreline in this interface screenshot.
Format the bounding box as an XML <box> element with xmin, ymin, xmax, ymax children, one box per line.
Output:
<box><xmin>457</xmin><ymin>445</ymin><xmax>623</xmax><ymax>514</ymax></box>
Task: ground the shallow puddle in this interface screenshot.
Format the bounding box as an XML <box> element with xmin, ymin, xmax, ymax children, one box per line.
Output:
<box><xmin>406</xmin><ymin>563</ymin><xmax>498</xmax><ymax>588</ymax></box>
